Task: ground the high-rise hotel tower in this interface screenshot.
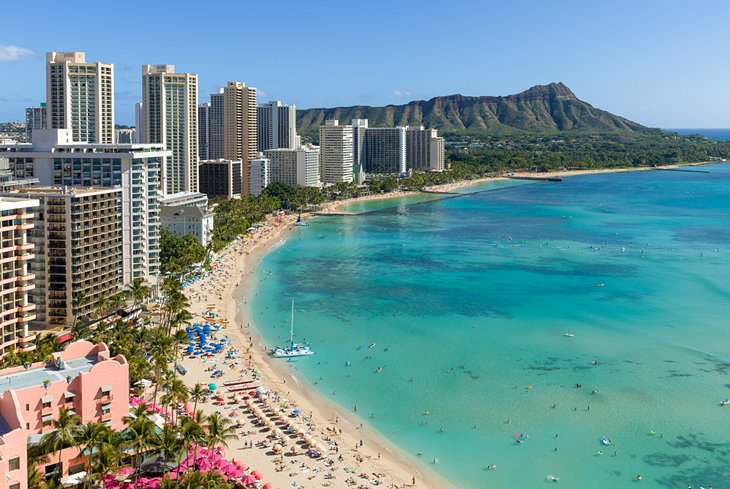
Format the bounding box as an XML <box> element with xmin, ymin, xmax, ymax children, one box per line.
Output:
<box><xmin>141</xmin><ymin>64</ymin><xmax>199</xmax><ymax>194</ymax></box>
<box><xmin>223</xmin><ymin>82</ymin><xmax>257</xmax><ymax>195</ymax></box>
<box><xmin>46</xmin><ymin>52</ymin><xmax>114</xmax><ymax>144</ymax></box>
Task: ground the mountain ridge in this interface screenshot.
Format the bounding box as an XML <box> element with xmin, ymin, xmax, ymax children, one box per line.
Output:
<box><xmin>296</xmin><ymin>83</ymin><xmax>661</xmax><ymax>136</ymax></box>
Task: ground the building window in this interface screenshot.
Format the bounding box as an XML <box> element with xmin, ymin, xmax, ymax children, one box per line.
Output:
<box><xmin>9</xmin><ymin>457</ymin><xmax>19</xmax><ymax>470</ymax></box>
<box><xmin>10</xmin><ymin>484</ymin><xmax>19</xmax><ymax>489</ymax></box>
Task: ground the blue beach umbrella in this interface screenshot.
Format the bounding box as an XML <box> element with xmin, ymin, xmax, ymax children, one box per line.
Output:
<box><xmin>208</xmin><ymin>383</ymin><xmax>217</xmax><ymax>390</ymax></box>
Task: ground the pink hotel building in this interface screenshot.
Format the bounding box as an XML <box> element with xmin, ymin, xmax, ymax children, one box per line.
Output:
<box><xmin>0</xmin><ymin>340</ymin><xmax>129</xmax><ymax>489</ymax></box>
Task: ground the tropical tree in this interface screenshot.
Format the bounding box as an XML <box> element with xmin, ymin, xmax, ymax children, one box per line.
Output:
<box><xmin>122</xmin><ymin>416</ymin><xmax>155</xmax><ymax>483</ymax></box>
<box><xmin>203</xmin><ymin>413</ymin><xmax>237</xmax><ymax>472</ymax></box>
<box><xmin>180</xmin><ymin>410</ymin><xmax>206</xmax><ymax>470</ymax></box>
<box><xmin>107</xmin><ymin>293</ymin><xmax>126</xmax><ymax>316</ymax></box>
<box><xmin>27</xmin><ymin>458</ymin><xmax>48</xmax><ymax>489</ymax></box>
<box><xmin>94</xmin><ymin>295</ymin><xmax>108</xmax><ymax>320</ymax></box>
<box><xmin>39</xmin><ymin>407</ymin><xmax>81</xmax><ymax>480</ymax></box>
<box><xmin>127</xmin><ymin>277</ymin><xmax>151</xmax><ymax>306</ymax></box>
<box><xmin>189</xmin><ymin>383</ymin><xmax>207</xmax><ymax>414</ymax></box>
<box><xmin>90</xmin><ymin>443</ymin><xmax>122</xmax><ymax>488</ymax></box>
<box><xmin>150</xmin><ymin>424</ymin><xmax>184</xmax><ymax>477</ymax></box>
<box><xmin>72</xmin><ymin>292</ymin><xmax>90</xmax><ymax>336</ymax></box>
<box><xmin>74</xmin><ymin>421</ymin><xmax>111</xmax><ymax>489</ymax></box>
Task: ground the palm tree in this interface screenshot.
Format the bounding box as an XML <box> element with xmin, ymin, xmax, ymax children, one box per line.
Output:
<box><xmin>39</xmin><ymin>407</ymin><xmax>80</xmax><ymax>481</ymax></box>
<box><xmin>180</xmin><ymin>410</ymin><xmax>206</xmax><ymax>471</ymax></box>
<box><xmin>34</xmin><ymin>334</ymin><xmax>61</xmax><ymax>362</ymax></box>
<box><xmin>107</xmin><ymin>293</ymin><xmax>125</xmax><ymax>316</ymax></box>
<box><xmin>150</xmin><ymin>424</ymin><xmax>183</xmax><ymax>477</ymax></box>
<box><xmin>203</xmin><ymin>413</ymin><xmax>237</xmax><ymax>473</ymax></box>
<box><xmin>74</xmin><ymin>421</ymin><xmax>110</xmax><ymax>489</ymax></box>
<box><xmin>91</xmin><ymin>443</ymin><xmax>122</xmax><ymax>489</ymax></box>
<box><xmin>161</xmin><ymin>378</ymin><xmax>188</xmax><ymax>426</ymax></box>
<box><xmin>27</xmin><ymin>458</ymin><xmax>48</xmax><ymax>489</ymax></box>
<box><xmin>189</xmin><ymin>383</ymin><xmax>207</xmax><ymax>415</ymax></box>
<box><xmin>127</xmin><ymin>278</ymin><xmax>150</xmax><ymax>307</ymax></box>
<box><xmin>122</xmin><ymin>416</ymin><xmax>155</xmax><ymax>483</ymax></box>
<box><xmin>94</xmin><ymin>295</ymin><xmax>108</xmax><ymax>320</ymax></box>
<box><xmin>72</xmin><ymin>292</ymin><xmax>89</xmax><ymax>335</ymax></box>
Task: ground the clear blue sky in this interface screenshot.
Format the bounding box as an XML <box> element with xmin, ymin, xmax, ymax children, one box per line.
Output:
<box><xmin>1</xmin><ymin>0</ymin><xmax>728</xmax><ymax>127</ymax></box>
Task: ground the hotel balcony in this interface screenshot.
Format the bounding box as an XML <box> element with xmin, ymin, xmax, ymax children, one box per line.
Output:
<box><xmin>17</xmin><ymin>330</ymin><xmax>36</xmax><ymax>342</ymax></box>
<box><xmin>17</xmin><ymin>313</ymin><xmax>36</xmax><ymax>324</ymax></box>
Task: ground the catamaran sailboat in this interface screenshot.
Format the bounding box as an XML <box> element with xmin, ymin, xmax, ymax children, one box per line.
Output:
<box><xmin>271</xmin><ymin>301</ymin><xmax>315</xmax><ymax>358</ymax></box>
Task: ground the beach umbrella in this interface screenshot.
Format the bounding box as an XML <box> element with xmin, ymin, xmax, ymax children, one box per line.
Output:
<box><xmin>251</xmin><ymin>470</ymin><xmax>263</xmax><ymax>480</ymax></box>
<box><xmin>248</xmin><ymin>390</ymin><xmax>256</xmax><ymax>396</ymax></box>
<box><xmin>232</xmin><ymin>459</ymin><xmax>249</xmax><ymax>471</ymax></box>
<box><xmin>216</xmin><ymin>397</ymin><xmax>225</xmax><ymax>402</ymax></box>
<box><xmin>208</xmin><ymin>383</ymin><xmax>218</xmax><ymax>390</ymax></box>
<box><xmin>292</xmin><ymin>409</ymin><xmax>301</xmax><ymax>415</ymax></box>
<box><xmin>262</xmin><ymin>484</ymin><xmax>273</xmax><ymax>489</ymax></box>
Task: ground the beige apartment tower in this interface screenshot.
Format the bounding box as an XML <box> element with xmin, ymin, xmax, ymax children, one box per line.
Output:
<box><xmin>142</xmin><ymin>65</ymin><xmax>199</xmax><ymax>194</ymax></box>
<box><xmin>46</xmin><ymin>52</ymin><xmax>115</xmax><ymax>144</ymax></box>
<box><xmin>223</xmin><ymin>82</ymin><xmax>257</xmax><ymax>195</ymax></box>
<box><xmin>3</xmin><ymin>187</ymin><xmax>123</xmax><ymax>329</ymax></box>
<box><xmin>319</xmin><ymin>120</ymin><xmax>354</xmax><ymax>184</ymax></box>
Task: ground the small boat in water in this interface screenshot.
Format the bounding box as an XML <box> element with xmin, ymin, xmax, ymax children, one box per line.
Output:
<box><xmin>720</xmin><ymin>399</ymin><xmax>730</xmax><ymax>406</ymax></box>
<box><xmin>564</xmin><ymin>330</ymin><xmax>574</xmax><ymax>337</ymax></box>
<box><xmin>271</xmin><ymin>301</ymin><xmax>315</xmax><ymax>359</ymax></box>
<box><xmin>601</xmin><ymin>436</ymin><xmax>612</xmax><ymax>446</ymax></box>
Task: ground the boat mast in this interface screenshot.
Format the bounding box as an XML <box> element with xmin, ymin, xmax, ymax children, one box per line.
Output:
<box><xmin>290</xmin><ymin>300</ymin><xmax>295</xmax><ymax>348</ymax></box>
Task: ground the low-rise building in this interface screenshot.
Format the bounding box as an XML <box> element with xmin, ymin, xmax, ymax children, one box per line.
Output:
<box><xmin>198</xmin><ymin>159</ymin><xmax>242</xmax><ymax>199</ymax></box>
<box><xmin>0</xmin><ymin>340</ymin><xmax>129</xmax><ymax>489</ymax></box>
<box><xmin>160</xmin><ymin>205</ymin><xmax>214</xmax><ymax>246</ymax></box>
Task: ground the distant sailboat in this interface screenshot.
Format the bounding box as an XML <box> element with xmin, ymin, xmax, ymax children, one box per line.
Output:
<box><xmin>271</xmin><ymin>301</ymin><xmax>314</xmax><ymax>358</ymax></box>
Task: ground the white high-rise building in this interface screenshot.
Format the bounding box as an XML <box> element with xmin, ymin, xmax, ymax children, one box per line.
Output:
<box><xmin>134</xmin><ymin>102</ymin><xmax>144</xmax><ymax>143</ymax></box>
<box><xmin>249</xmin><ymin>154</ymin><xmax>270</xmax><ymax>197</ymax></box>
<box><xmin>257</xmin><ymin>100</ymin><xmax>297</xmax><ymax>151</ymax></box>
<box><xmin>198</xmin><ymin>103</ymin><xmax>210</xmax><ymax>160</ymax></box>
<box><xmin>46</xmin><ymin>52</ymin><xmax>115</xmax><ymax>144</ymax></box>
<box><xmin>0</xmin><ymin>129</ymin><xmax>169</xmax><ymax>283</ymax></box>
<box><xmin>319</xmin><ymin>120</ymin><xmax>354</xmax><ymax>184</ymax></box>
<box><xmin>264</xmin><ymin>145</ymin><xmax>321</xmax><ymax>188</ymax></box>
<box><xmin>142</xmin><ymin>64</ymin><xmax>198</xmax><ymax>194</ymax></box>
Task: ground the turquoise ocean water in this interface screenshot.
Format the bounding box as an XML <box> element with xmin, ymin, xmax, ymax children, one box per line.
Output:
<box><xmin>251</xmin><ymin>165</ymin><xmax>730</xmax><ymax>488</ymax></box>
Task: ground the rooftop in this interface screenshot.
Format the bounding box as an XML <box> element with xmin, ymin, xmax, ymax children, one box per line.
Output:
<box><xmin>0</xmin><ymin>356</ymin><xmax>96</xmax><ymax>392</ymax></box>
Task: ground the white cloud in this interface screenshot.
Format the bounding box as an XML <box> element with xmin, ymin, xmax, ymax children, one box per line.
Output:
<box><xmin>0</xmin><ymin>45</ymin><xmax>37</xmax><ymax>62</ymax></box>
<box><xmin>392</xmin><ymin>90</ymin><xmax>412</xmax><ymax>98</ymax></box>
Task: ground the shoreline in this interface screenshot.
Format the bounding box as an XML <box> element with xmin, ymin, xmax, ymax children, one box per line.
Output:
<box><xmin>320</xmin><ymin>161</ymin><xmax>717</xmax><ymax>214</ymax></box>
<box><xmin>177</xmin><ymin>160</ymin><xmax>720</xmax><ymax>488</ymax></box>
<box><xmin>181</xmin><ymin>215</ymin><xmax>451</xmax><ymax>489</ymax></box>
